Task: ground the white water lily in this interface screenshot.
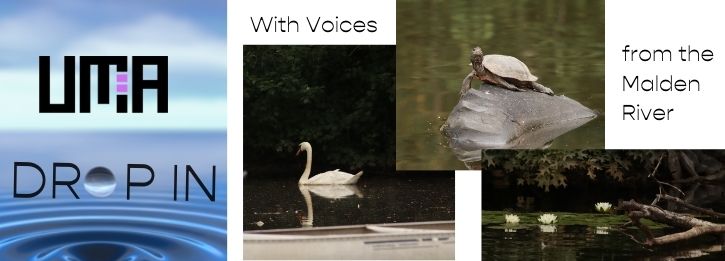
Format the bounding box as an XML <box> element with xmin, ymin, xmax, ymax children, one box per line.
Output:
<box><xmin>538</xmin><ymin>213</ymin><xmax>557</xmax><ymax>224</ymax></box>
<box><xmin>504</xmin><ymin>214</ymin><xmax>520</xmax><ymax>224</ymax></box>
<box><xmin>595</xmin><ymin>202</ymin><xmax>612</xmax><ymax>213</ymax></box>
<box><xmin>539</xmin><ymin>224</ymin><xmax>557</xmax><ymax>233</ymax></box>
<box><xmin>596</xmin><ymin>226</ymin><xmax>610</xmax><ymax>235</ymax></box>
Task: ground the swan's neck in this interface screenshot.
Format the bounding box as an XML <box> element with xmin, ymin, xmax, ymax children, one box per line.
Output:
<box><xmin>299</xmin><ymin>148</ymin><xmax>312</xmax><ymax>183</ymax></box>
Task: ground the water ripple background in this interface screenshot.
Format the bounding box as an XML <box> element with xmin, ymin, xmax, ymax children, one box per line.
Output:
<box><xmin>0</xmin><ymin>132</ymin><xmax>227</xmax><ymax>260</ymax></box>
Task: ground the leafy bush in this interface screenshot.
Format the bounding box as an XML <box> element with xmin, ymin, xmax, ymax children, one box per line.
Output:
<box><xmin>243</xmin><ymin>46</ymin><xmax>395</xmax><ymax>172</ymax></box>
<box><xmin>481</xmin><ymin>150</ymin><xmax>661</xmax><ymax>191</ymax></box>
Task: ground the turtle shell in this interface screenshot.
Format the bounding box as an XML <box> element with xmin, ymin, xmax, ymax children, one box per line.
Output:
<box><xmin>483</xmin><ymin>54</ymin><xmax>538</xmax><ymax>82</ymax></box>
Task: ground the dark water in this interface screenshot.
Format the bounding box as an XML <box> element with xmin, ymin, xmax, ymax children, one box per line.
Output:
<box><xmin>243</xmin><ymin>173</ymin><xmax>454</xmax><ymax>231</ymax></box>
<box><xmin>483</xmin><ymin>224</ymin><xmax>725</xmax><ymax>260</ymax></box>
<box><xmin>396</xmin><ymin>0</ymin><xmax>605</xmax><ymax>170</ymax></box>
<box><xmin>0</xmin><ymin>132</ymin><xmax>226</xmax><ymax>260</ymax></box>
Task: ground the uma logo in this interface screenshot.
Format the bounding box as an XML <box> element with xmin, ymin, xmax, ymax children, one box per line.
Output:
<box><xmin>39</xmin><ymin>56</ymin><xmax>168</xmax><ymax>113</ymax></box>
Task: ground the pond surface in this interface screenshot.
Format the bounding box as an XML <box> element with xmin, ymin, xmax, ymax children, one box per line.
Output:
<box><xmin>483</xmin><ymin>225</ymin><xmax>725</xmax><ymax>260</ymax></box>
<box><xmin>483</xmin><ymin>211</ymin><xmax>725</xmax><ymax>260</ymax></box>
<box><xmin>243</xmin><ymin>173</ymin><xmax>454</xmax><ymax>231</ymax></box>
<box><xmin>396</xmin><ymin>0</ymin><xmax>605</xmax><ymax>170</ymax></box>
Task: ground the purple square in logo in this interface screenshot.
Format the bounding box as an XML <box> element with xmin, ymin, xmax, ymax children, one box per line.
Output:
<box><xmin>117</xmin><ymin>84</ymin><xmax>128</xmax><ymax>93</ymax></box>
<box><xmin>117</xmin><ymin>73</ymin><xmax>128</xmax><ymax>83</ymax></box>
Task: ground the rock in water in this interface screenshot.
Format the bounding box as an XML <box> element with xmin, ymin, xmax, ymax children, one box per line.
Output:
<box><xmin>441</xmin><ymin>84</ymin><xmax>596</xmax><ymax>157</ymax></box>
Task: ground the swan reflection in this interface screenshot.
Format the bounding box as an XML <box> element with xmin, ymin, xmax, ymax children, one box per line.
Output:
<box><xmin>298</xmin><ymin>184</ymin><xmax>363</xmax><ymax>227</ymax></box>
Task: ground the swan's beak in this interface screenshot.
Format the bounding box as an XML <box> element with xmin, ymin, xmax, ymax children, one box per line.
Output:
<box><xmin>295</xmin><ymin>148</ymin><xmax>302</xmax><ymax>156</ymax></box>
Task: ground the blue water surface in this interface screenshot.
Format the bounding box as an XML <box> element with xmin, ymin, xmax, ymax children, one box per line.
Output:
<box><xmin>0</xmin><ymin>132</ymin><xmax>226</xmax><ymax>260</ymax></box>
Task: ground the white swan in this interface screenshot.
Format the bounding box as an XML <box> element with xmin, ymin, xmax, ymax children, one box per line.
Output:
<box><xmin>296</xmin><ymin>142</ymin><xmax>363</xmax><ymax>184</ymax></box>
<box><xmin>305</xmin><ymin>185</ymin><xmax>363</xmax><ymax>199</ymax></box>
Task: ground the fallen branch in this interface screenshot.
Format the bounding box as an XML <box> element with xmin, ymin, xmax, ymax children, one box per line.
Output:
<box><xmin>658</xmin><ymin>194</ymin><xmax>725</xmax><ymax>219</ymax></box>
<box><xmin>648</xmin><ymin>153</ymin><xmax>685</xmax><ymax>205</ymax></box>
<box><xmin>618</xmin><ymin>199</ymin><xmax>725</xmax><ymax>246</ymax></box>
<box><xmin>649</xmin><ymin>225</ymin><xmax>725</xmax><ymax>245</ymax></box>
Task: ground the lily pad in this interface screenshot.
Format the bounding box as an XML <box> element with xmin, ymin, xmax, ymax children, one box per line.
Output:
<box><xmin>483</xmin><ymin>210</ymin><xmax>668</xmax><ymax>228</ymax></box>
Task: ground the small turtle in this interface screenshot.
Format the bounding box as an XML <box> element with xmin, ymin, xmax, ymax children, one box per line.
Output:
<box><xmin>461</xmin><ymin>46</ymin><xmax>553</xmax><ymax>97</ymax></box>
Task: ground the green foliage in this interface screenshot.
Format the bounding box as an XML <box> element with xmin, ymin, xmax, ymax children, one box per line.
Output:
<box><xmin>243</xmin><ymin>46</ymin><xmax>395</xmax><ymax>171</ymax></box>
<box><xmin>482</xmin><ymin>150</ymin><xmax>660</xmax><ymax>191</ymax></box>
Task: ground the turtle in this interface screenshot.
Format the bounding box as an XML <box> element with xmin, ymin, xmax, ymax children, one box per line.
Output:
<box><xmin>460</xmin><ymin>46</ymin><xmax>554</xmax><ymax>97</ymax></box>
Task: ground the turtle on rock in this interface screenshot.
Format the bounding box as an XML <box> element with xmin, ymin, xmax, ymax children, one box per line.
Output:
<box><xmin>460</xmin><ymin>46</ymin><xmax>554</xmax><ymax>97</ymax></box>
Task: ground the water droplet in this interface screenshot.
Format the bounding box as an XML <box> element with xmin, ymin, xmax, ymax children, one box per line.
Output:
<box><xmin>84</xmin><ymin>167</ymin><xmax>116</xmax><ymax>198</ymax></box>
